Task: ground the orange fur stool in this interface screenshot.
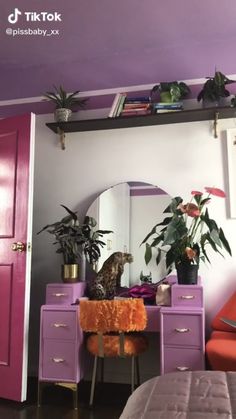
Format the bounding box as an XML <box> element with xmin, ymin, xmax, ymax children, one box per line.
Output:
<box><xmin>206</xmin><ymin>292</ymin><xmax>236</xmax><ymax>371</ymax></box>
<box><xmin>79</xmin><ymin>299</ymin><xmax>148</xmax><ymax>406</ymax></box>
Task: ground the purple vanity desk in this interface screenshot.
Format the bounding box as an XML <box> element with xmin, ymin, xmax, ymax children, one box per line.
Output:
<box><xmin>38</xmin><ymin>282</ymin><xmax>86</xmax><ymax>409</ymax></box>
<box><xmin>38</xmin><ymin>278</ymin><xmax>204</xmax><ymax>408</ymax></box>
<box><xmin>145</xmin><ymin>276</ymin><xmax>205</xmax><ymax>374</ymax></box>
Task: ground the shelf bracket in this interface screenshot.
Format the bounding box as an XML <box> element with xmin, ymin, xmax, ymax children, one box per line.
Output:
<box><xmin>57</xmin><ymin>127</ymin><xmax>66</xmax><ymax>150</ymax></box>
<box><xmin>214</xmin><ymin>111</ymin><xmax>219</xmax><ymax>138</ymax></box>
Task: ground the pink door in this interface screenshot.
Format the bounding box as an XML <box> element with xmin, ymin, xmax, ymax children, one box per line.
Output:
<box><xmin>0</xmin><ymin>114</ymin><xmax>35</xmax><ymax>401</ymax></box>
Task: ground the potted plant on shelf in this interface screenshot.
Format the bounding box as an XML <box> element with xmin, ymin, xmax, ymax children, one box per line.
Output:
<box><xmin>141</xmin><ymin>187</ymin><xmax>231</xmax><ymax>284</ymax></box>
<box><xmin>150</xmin><ymin>81</ymin><xmax>191</xmax><ymax>103</ymax></box>
<box><xmin>37</xmin><ymin>205</ymin><xmax>112</xmax><ymax>282</ymax></box>
<box><xmin>197</xmin><ymin>70</ymin><xmax>235</xmax><ymax>106</ymax></box>
<box><xmin>44</xmin><ymin>85</ymin><xmax>88</xmax><ymax>122</ymax></box>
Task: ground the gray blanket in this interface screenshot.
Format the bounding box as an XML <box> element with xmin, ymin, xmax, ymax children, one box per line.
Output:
<box><xmin>120</xmin><ymin>371</ymin><xmax>236</xmax><ymax>418</ymax></box>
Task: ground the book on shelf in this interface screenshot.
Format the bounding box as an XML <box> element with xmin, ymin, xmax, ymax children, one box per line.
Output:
<box><xmin>153</xmin><ymin>101</ymin><xmax>183</xmax><ymax>110</ymax></box>
<box><xmin>108</xmin><ymin>94</ymin><xmax>152</xmax><ymax>118</ymax></box>
<box><xmin>108</xmin><ymin>93</ymin><xmax>122</xmax><ymax>118</ymax></box>
<box><xmin>115</xmin><ymin>93</ymin><xmax>127</xmax><ymax>117</ymax></box>
<box><xmin>155</xmin><ymin>108</ymin><xmax>182</xmax><ymax>113</ymax></box>
<box><xmin>108</xmin><ymin>92</ymin><xmax>127</xmax><ymax>117</ymax></box>
<box><xmin>125</xmin><ymin>96</ymin><xmax>150</xmax><ymax>103</ymax></box>
<box><xmin>123</xmin><ymin>103</ymin><xmax>150</xmax><ymax>109</ymax></box>
<box><xmin>121</xmin><ymin>109</ymin><xmax>151</xmax><ymax>117</ymax></box>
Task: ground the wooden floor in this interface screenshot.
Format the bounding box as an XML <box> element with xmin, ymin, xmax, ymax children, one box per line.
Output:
<box><xmin>0</xmin><ymin>379</ymin><xmax>130</xmax><ymax>419</ymax></box>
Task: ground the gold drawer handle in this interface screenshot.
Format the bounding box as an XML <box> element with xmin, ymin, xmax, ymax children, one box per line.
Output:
<box><xmin>175</xmin><ymin>328</ymin><xmax>190</xmax><ymax>333</ymax></box>
<box><xmin>52</xmin><ymin>293</ymin><xmax>68</xmax><ymax>297</ymax></box>
<box><xmin>52</xmin><ymin>358</ymin><xmax>65</xmax><ymax>363</ymax></box>
<box><xmin>52</xmin><ymin>323</ymin><xmax>68</xmax><ymax>328</ymax></box>
<box><xmin>176</xmin><ymin>366</ymin><xmax>190</xmax><ymax>371</ymax></box>
<box><xmin>180</xmin><ymin>295</ymin><xmax>195</xmax><ymax>300</ymax></box>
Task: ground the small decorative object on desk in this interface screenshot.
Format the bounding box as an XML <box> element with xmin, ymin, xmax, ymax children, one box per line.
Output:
<box><xmin>126</xmin><ymin>283</ymin><xmax>157</xmax><ymax>305</ymax></box>
<box><xmin>37</xmin><ymin>205</ymin><xmax>112</xmax><ymax>283</ymax></box>
<box><xmin>140</xmin><ymin>271</ymin><xmax>152</xmax><ymax>284</ymax></box>
<box><xmin>141</xmin><ymin>187</ymin><xmax>231</xmax><ymax>285</ymax></box>
<box><xmin>156</xmin><ymin>282</ymin><xmax>171</xmax><ymax>306</ymax></box>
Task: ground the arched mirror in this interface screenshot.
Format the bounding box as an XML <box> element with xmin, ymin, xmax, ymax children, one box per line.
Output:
<box><xmin>86</xmin><ymin>182</ymin><xmax>171</xmax><ymax>287</ymax></box>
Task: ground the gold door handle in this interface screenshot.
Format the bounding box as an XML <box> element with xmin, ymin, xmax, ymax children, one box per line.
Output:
<box><xmin>11</xmin><ymin>242</ymin><xmax>26</xmax><ymax>252</ymax></box>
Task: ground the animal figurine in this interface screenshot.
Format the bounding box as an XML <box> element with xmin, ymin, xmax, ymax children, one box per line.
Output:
<box><xmin>88</xmin><ymin>252</ymin><xmax>133</xmax><ymax>300</ymax></box>
<box><xmin>140</xmin><ymin>271</ymin><xmax>152</xmax><ymax>284</ymax></box>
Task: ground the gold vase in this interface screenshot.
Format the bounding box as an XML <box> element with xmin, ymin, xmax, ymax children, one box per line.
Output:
<box><xmin>62</xmin><ymin>264</ymin><xmax>79</xmax><ymax>283</ymax></box>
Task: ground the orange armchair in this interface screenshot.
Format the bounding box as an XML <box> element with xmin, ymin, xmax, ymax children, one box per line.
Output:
<box><xmin>206</xmin><ymin>291</ymin><xmax>236</xmax><ymax>371</ymax></box>
<box><xmin>79</xmin><ymin>298</ymin><xmax>148</xmax><ymax>406</ymax></box>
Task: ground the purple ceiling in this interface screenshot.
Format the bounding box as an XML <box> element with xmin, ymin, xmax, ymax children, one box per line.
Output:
<box><xmin>1</xmin><ymin>0</ymin><xmax>236</xmax><ymax>109</ymax></box>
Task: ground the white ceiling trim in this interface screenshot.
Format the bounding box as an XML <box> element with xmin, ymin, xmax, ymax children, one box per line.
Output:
<box><xmin>1</xmin><ymin>74</ymin><xmax>236</xmax><ymax>107</ymax></box>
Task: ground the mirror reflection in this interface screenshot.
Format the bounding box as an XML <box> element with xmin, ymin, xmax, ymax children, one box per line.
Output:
<box><xmin>86</xmin><ymin>182</ymin><xmax>171</xmax><ymax>286</ymax></box>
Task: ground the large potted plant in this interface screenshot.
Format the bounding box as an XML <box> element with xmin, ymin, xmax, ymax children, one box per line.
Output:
<box><xmin>37</xmin><ymin>205</ymin><xmax>112</xmax><ymax>282</ymax></box>
<box><xmin>197</xmin><ymin>70</ymin><xmax>235</xmax><ymax>106</ymax></box>
<box><xmin>141</xmin><ymin>187</ymin><xmax>231</xmax><ymax>284</ymax></box>
<box><xmin>150</xmin><ymin>81</ymin><xmax>191</xmax><ymax>103</ymax></box>
<box><xmin>44</xmin><ymin>85</ymin><xmax>88</xmax><ymax>122</ymax></box>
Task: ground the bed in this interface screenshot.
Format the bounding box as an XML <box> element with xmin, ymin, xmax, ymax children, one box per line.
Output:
<box><xmin>119</xmin><ymin>371</ymin><xmax>236</xmax><ymax>418</ymax></box>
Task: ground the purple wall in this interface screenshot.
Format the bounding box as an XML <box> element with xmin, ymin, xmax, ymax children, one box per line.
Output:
<box><xmin>1</xmin><ymin>0</ymin><xmax>236</xmax><ymax>110</ymax></box>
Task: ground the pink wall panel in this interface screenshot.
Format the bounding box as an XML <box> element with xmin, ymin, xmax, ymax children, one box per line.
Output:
<box><xmin>0</xmin><ymin>131</ymin><xmax>17</xmax><ymax>238</ymax></box>
<box><xmin>0</xmin><ymin>265</ymin><xmax>13</xmax><ymax>365</ymax></box>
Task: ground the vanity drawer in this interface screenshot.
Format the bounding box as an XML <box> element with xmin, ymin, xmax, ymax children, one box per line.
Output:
<box><xmin>42</xmin><ymin>310</ymin><xmax>77</xmax><ymax>340</ymax></box>
<box><xmin>162</xmin><ymin>347</ymin><xmax>204</xmax><ymax>374</ymax></box>
<box><xmin>171</xmin><ymin>284</ymin><xmax>203</xmax><ymax>307</ymax></box>
<box><xmin>46</xmin><ymin>282</ymin><xmax>86</xmax><ymax>305</ymax></box>
<box><xmin>41</xmin><ymin>340</ymin><xmax>78</xmax><ymax>381</ymax></box>
<box><xmin>162</xmin><ymin>311</ymin><xmax>203</xmax><ymax>347</ymax></box>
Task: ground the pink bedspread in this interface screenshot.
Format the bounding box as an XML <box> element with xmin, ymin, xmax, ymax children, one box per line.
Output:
<box><xmin>120</xmin><ymin>371</ymin><xmax>236</xmax><ymax>418</ymax></box>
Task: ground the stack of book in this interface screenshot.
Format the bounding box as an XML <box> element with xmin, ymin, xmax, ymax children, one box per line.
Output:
<box><xmin>120</xmin><ymin>96</ymin><xmax>151</xmax><ymax>117</ymax></box>
<box><xmin>153</xmin><ymin>102</ymin><xmax>183</xmax><ymax>113</ymax></box>
<box><xmin>108</xmin><ymin>93</ymin><xmax>127</xmax><ymax>118</ymax></box>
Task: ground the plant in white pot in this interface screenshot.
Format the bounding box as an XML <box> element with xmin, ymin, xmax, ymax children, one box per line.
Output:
<box><xmin>37</xmin><ymin>205</ymin><xmax>112</xmax><ymax>282</ymax></box>
<box><xmin>44</xmin><ymin>85</ymin><xmax>88</xmax><ymax>122</ymax></box>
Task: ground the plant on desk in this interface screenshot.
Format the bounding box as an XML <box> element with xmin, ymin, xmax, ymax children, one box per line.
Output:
<box><xmin>37</xmin><ymin>205</ymin><xmax>112</xmax><ymax>283</ymax></box>
<box><xmin>141</xmin><ymin>187</ymin><xmax>231</xmax><ymax>285</ymax></box>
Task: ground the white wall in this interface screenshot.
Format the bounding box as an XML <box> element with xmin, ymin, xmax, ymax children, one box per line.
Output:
<box><xmin>29</xmin><ymin>112</ymin><xmax>236</xmax><ymax>378</ymax></box>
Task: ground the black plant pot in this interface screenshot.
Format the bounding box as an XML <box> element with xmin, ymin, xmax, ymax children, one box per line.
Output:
<box><xmin>176</xmin><ymin>264</ymin><xmax>199</xmax><ymax>285</ymax></box>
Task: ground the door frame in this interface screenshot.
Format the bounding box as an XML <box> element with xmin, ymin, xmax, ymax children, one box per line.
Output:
<box><xmin>21</xmin><ymin>113</ymin><xmax>35</xmax><ymax>400</ymax></box>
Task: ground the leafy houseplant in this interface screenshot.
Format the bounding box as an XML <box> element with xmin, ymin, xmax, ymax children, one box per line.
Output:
<box><xmin>197</xmin><ymin>71</ymin><xmax>235</xmax><ymax>104</ymax></box>
<box><xmin>150</xmin><ymin>81</ymin><xmax>191</xmax><ymax>103</ymax></box>
<box><xmin>37</xmin><ymin>205</ymin><xmax>112</xmax><ymax>281</ymax></box>
<box><xmin>44</xmin><ymin>85</ymin><xmax>88</xmax><ymax>122</ymax></box>
<box><xmin>141</xmin><ymin>187</ymin><xmax>231</xmax><ymax>284</ymax></box>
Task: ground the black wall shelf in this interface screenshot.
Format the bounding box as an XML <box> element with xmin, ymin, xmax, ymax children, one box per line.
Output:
<box><xmin>46</xmin><ymin>106</ymin><xmax>236</xmax><ymax>149</ymax></box>
<box><xmin>47</xmin><ymin>106</ymin><xmax>236</xmax><ymax>134</ymax></box>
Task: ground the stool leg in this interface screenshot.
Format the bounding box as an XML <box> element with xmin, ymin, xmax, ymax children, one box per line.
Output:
<box><xmin>72</xmin><ymin>384</ymin><xmax>78</xmax><ymax>410</ymax></box>
<box><xmin>131</xmin><ymin>356</ymin><xmax>135</xmax><ymax>393</ymax></box>
<box><xmin>100</xmin><ymin>357</ymin><xmax>104</xmax><ymax>383</ymax></box>
<box><xmin>89</xmin><ymin>355</ymin><xmax>98</xmax><ymax>406</ymax></box>
<box><xmin>135</xmin><ymin>357</ymin><xmax>140</xmax><ymax>386</ymax></box>
<box><xmin>37</xmin><ymin>381</ymin><xmax>42</xmax><ymax>407</ymax></box>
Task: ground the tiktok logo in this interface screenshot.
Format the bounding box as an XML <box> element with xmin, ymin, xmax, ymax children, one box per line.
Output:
<box><xmin>8</xmin><ymin>8</ymin><xmax>22</xmax><ymax>24</ymax></box>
